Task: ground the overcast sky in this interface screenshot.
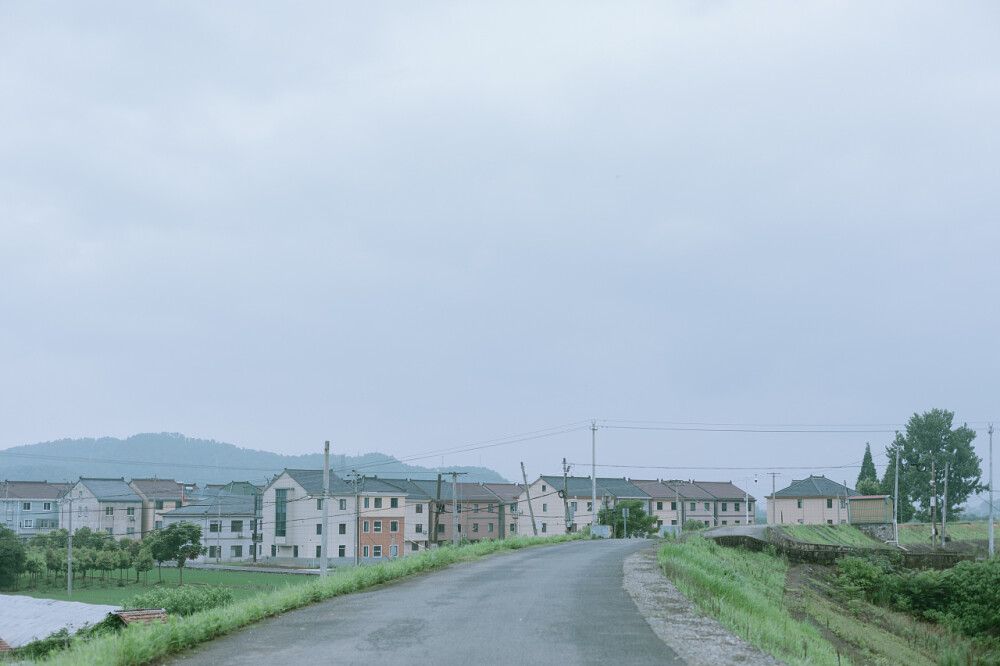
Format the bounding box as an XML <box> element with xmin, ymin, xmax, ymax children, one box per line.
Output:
<box><xmin>2</xmin><ymin>2</ymin><xmax>998</xmax><ymax>490</ymax></box>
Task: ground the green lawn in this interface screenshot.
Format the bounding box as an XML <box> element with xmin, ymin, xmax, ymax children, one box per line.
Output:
<box><xmin>896</xmin><ymin>521</ymin><xmax>996</xmax><ymax>547</ymax></box>
<box><xmin>11</xmin><ymin>567</ymin><xmax>312</xmax><ymax>607</ymax></box>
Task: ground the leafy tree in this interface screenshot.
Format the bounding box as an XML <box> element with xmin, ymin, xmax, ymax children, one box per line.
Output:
<box><xmin>598</xmin><ymin>499</ymin><xmax>656</xmax><ymax>538</ymax></box>
<box><xmin>96</xmin><ymin>550</ymin><xmax>116</xmax><ymax>580</ymax></box>
<box><xmin>149</xmin><ymin>523</ymin><xmax>205</xmax><ymax>586</ymax></box>
<box><xmin>136</xmin><ymin>546</ymin><xmax>154</xmax><ymax>584</ymax></box>
<box><xmin>0</xmin><ymin>526</ymin><xmax>27</xmax><ymax>588</ymax></box>
<box><xmin>25</xmin><ymin>551</ymin><xmax>46</xmax><ymax>583</ymax></box>
<box><xmin>856</xmin><ymin>478</ymin><xmax>882</xmax><ymax>496</ymax></box>
<box><xmin>885</xmin><ymin>409</ymin><xmax>983</xmax><ymax>523</ymax></box>
<box><xmin>45</xmin><ymin>548</ymin><xmax>64</xmax><ymax>580</ymax></box>
<box><xmin>857</xmin><ymin>443</ymin><xmax>877</xmax><ymax>487</ymax></box>
<box><xmin>682</xmin><ymin>519</ymin><xmax>708</xmax><ymax>532</ymax></box>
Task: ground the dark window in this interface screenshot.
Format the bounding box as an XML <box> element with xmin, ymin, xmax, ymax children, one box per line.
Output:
<box><xmin>827</xmin><ymin>499</ymin><xmax>833</xmax><ymax>509</ymax></box>
<box><xmin>657</xmin><ymin>502</ymin><xmax>663</xmax><ymax>511</ymax></box>
<box><xmin>275</xmin><ymin>489</ymin><xmax>288</xmax><ymax>537</ymax></box>
<box><xmin>339</xmin><ymin>523</ymin><xmax>346</xmax><ymax>534</ymax></box>
<box><xmin>437</xmin><ymin>524</ymin><xmax>445</xmax><ymax>534</ymax></box>
<box><xmin>316</xmin><ymin>524</ymin><xmax>322</xmax><ymax>535</ymax></box>
<box><xmin>390</xmin><ymin>497</ymin><xmax>398</xmax><ymax>509</ymax></box>
<box><xmin>416</xmin><ymin>503</ymin><xmax>423</xmax><ymax>514</ymax></box>
<box><xmin>338</xmin><ymin>545</ymin><xmax>345</xmax><ymax>557</ymax></box>
<box><xmin>155</xmin><ymin>500</ymin><xmax>163</xmax><ymax>510</ymax></box>
<box><xmin>271</xmin><ymin>544</ymin><xmax>276</xmax><ymax>557</ymax></box>
<box><xmin>316</xmin><ymin>545</ymin><xmax>322</xmax><ymax>557</ymax></box>
<box><xmin>231</xmin><ymin>520</ymin><xmax>243</xmax><ymax>533</ymax></box>
<box><xmin>293</xmin><ymin>545</ymin><xmax>298</xmax><ymax>558</ymax></box>
<box><xmin>374</xmin><ymin>497</ymin><xmax>382</xmax><ymax>509</ymax></box>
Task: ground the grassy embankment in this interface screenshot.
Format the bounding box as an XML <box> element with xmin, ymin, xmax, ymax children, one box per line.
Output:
<box><xmin>658</xmin><ymin>535</ymin><xmax>984</xmax><ymax>665</ymax></box>
<box><xmin>27</xmin><ymin>534</ymin><xmax>584</xmax><ymax>665</ymax></box>
<box><xmin>781</xmin><ymin>521</ymin><xmax>998</xmax><ymax>552</ymax></box>
<box><xmin>12</xmin><ymin>567</ymin><xmax>312</xmax><ymax>607</ymax></box>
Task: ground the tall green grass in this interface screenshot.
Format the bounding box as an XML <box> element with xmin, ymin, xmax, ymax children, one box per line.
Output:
<box><xmin>658</xmin><ymin>536</ymin><xmax>842</xmax><ymax>665</ymax></box>
<box><xmin>782</xmin><ymin>524</ymin><xmax>889</xmax><ymax>548</ymax></box>
<box><xmin>37</xmin><ymin>535</ymin><xmax>584</xmax><ymax>665</ymax></box>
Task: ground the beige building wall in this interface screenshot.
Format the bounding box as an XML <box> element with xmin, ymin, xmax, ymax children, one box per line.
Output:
<box><xmin>262</xmin><ymin>473</ymin><xmax>357</xmax><ymax>562</ymax></box>
<box><xmin>515</xmin><ymin>479</ymin><xmax>596</xmax><ymax>537</ymax></box>
<box><xmin>768</xmin><ymin>497</ymin><xmax>848</xmax><ymax>525</ymax></box>
<box><xmin>60</xmin><ymin>482</ymin><xmax>143</xmax><ymax>540</ymax></box>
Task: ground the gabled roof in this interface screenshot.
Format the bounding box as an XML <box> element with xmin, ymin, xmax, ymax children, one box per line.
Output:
<box><xmin>483</xmin><ymin>483</ymin><xmax>523</xmax><ymax>502</ymax></box>
<box><xmin>217</xmin><ymin>481</ymin><xmax>262</xmax><ymax>496</ymax></box>
<box><xmin>367</xmin><ymin>478</ymin><xmax>433</xmax><ymax>500</ymax></box>
<box><xmin>162</xmin><ymin>493</ymin><xmax>256</xmax><ymax>518</ymax></box>
<box><xmin>278</xmin><ymin>469</ymin><xmax>355</xmax><ymax>496</ymax></box>
<box><xmin>660</xmin><ymin>481</ymin><xmax>715</xmax><ymax>500</ymax></box>
<box><xmin>78</xmin><ymin>478</ymin><xmax>142</xmax><ymax>503</ymax></box>
<box><xmin>359</xmin><ymin>477</ymin><xmax>411</xmax><ymax>496</ymax></box>
<box><xmin>628</xmin><ymin>480</ymin><xmax>676</xmax><ymax>499</ymax></box>
<box><xmin>537</xmin><ymin>476</ymin><xmax>649</xmax><ymax>499</ymax></box>
<box><xmin>0</xmin><ymin>481</ymin><xmax>67</xmax><ymax>500</ymax></box>
<box><xmin>411</xmin><ymin>479</ymin><xmax>457</xmax><ymax>502</ymax></box>
<box><xmin>774</xmin><ymin>475</ymin><xmax>855</xmax><ymax>498</ymax></box>
<box><xmin>691</xmin><ymin>481</ymin><xmax>756</xmax><ymax>502</ymax></box>
<box><xmin>128</xmin><ymin>478</ymin><xmax>187</xmax><ymax>500</ymax></box>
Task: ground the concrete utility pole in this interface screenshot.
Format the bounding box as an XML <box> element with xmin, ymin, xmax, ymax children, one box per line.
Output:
<box><xmin>591</xmin><ymin>421</ymin><xmax>597</xmax><ymax>534</ymax></box>
<box><xmin>216</xmin><ymin>494</ymin><xmax>222</xmax><ymax>563</ymax></box>
<box><xmin>930</xmin><ymin>459</ymin><xmax>937</xmax><ymax>549</ymax></box>
<box><xmin>432</xmin><ymin>474</ymin><xmax>442</xmax><ymax>546</ymax></box>
<box><xmin>893</xmin><ymin>445</ymin><xmax>900</xmax><ymax>545</ymax></box>
<box><xmin>768</xmin><ymin>472</ymin><xmax>778</xmax><ymax>525</ymax></box>
<box><xmin>942</xmin><ymin>461</ymin><xmax>950</xmax><ymax>544</ymax></box>
<box><xmin>674</xmin><ymin>484</ymin><xmax>680</xmax><ymax>535</ymax></box>
<box><xmin>351</xmin><ymin>470</ymin><xmax>360</xmax><ymax>566</ymax></box>
<box><xmin>320</xmin><ymin>441</ymin><xmax>330</xmax><ymax>578</ymax></box>
<box><xmin>66</xmin><ymin>496</ymin><xmax>73</xmax><ymax>598</ymax></box>
<box><xmin>450</xmin><ymin>472</ymin><xmax>466</xmax><ymax>546</ymax></box>
<box><xmin>521</xmin><ymin>462</ymin><xmax>538</xmax><ymax>536</ymax></box>
<box><xmin>990</xmin><ymin>424</ymin><xmax>995</xmax><ymax>558</ymax></box>
<box><xmin>562</xmin><ymin>458</ymin><xmax>572</xmax><ymax>532</ymax></box>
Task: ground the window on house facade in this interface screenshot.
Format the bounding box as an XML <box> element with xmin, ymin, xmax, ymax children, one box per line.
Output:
<box><xmin>541</xmin><ymin>523</ymin><xmax>547</xmax><ymax>533</ymax></box>
<box><xmin>388</xmin><ymin>520</ymin><xmax>399</xmax><ymax>532</ymax></box>
<box><xmin>488</xmin><ymin>523</ymin><xmax>494</xmax><ymax>532</ymax></box>
<box><xmin>363</xmin><ymin>546</ymin><xmax>369</xmax><ymax>558</ymax></box>
<box><xmin>437</xmin><ymin>524</ymin><xmax>445</xmax><ymax>533</ymax></box>
<box><xmin>23</xmin><ymin>519</ymin><xmax>33</xmax><ymax>528</ymax></box>
<box><xmin>126</xmin><ymin>506</ymin><xmax>135</xmax><ymax>516</ymax></box>
<box><xmin>232</xmin><ymin>545</ymin><xmax>242</xmax><ymax>558</ymax></box>
<box><xmin>690</xmin><ymin>502</ymin><xmax>696</xmax><ymax>511</ymax></box>
<box><xmin>364</xmin><ymin>497</ymin><xmax>370</xmax><ymax>509</ymax></box>
<box><xmin>373</xmin><ymin>520</ymin><xmax>382</xmax><ymax>533</ymax></box>
<box><xmin>827</xmin><ymin>499</ymin><xmax>833</xmax><ymax>509</ymax></box>
<box><xmin>511</xmin><ymin>503</ymin><xmax>517</xmax><ymax>513</ymax></box>
<box><xmin>106</xmin><ymin>506</ymin><xmax>114</xmax><ymax>516</ymax></box>
<box><xmin>43</xmin><ymin>502</ymin><xmax>51</xmax><ymax>511</ymax></box>
<box><xmin>338</xmin><ymin>545</ymin><xmax>346</xmax><ymax>557</ymax></box>
<box><xmin>155</xmin><ymin>500</ymin><xmax>164</xmax><ymax>510</ymax></box>
<box><xmin>488</xmin><ymin>504</ymin><xmax>494</xmax><ymax>513</ymax></box>
<box><xmin>363</xmin><ymin>521</ymin><xmax>370</xmax><ymax>533</ymax></box>
<box><xmin>271</xmin><ymin>545</ymin><xmax>276</xmax><ymax>557</ymax></box>
<box><xmin>457</xmin><ymin>503</ymin><xmax>462</xmax><ymax>513</ymax></box>
<box><xmin>671</xmin><ymin>519</ymin><xmax>677</xmax><ymax>525</ymax></box>
<box><xmin>275</xmin><ymin>488</ymin><xmax>288</xmax><ymax>537</ymax></box>
<box><xmin>542</xmin><ymin>485</ymin><xmax>547</xmax><ymax>492</ymax></box>
<box><xmin>175</xmin><ymin>501</ymin><xmax>182</xmax><ymax>508</ymax></box>
<box><xmin>571</xmin><ymin>501</ymin><xmax>577</xmax><ymax>511</ymax></box>
<box><xmin>210</xmin><ymin>521</ymin><xmax>220</xmax><ymax>533</ymax></box>
<box><xmin>316</xmin><ymin>545</ymin><xmax>322</xmax><ymax>557</ymax></box>
<box><xmin>657</xmin><ymin>501</ymin><xmax>663</xmax><ymax>511</ymax></box>
<box><xmin>510</xmin><ymin>523</ymin><xmax>515</xmax><ymax>533</ymax></box>
<box><xmin>722</xmin><ymin>520</ymin><xmax>728</xmax><ymax>525</ymax></box>
<box><xmin>542</xmin><ymin>503</ymin><xmax>547</xmax><ymax>512</ymax></box>
<box><xmin>457</xmin><ymin>523</ymin><xmax>462</xmax><ymax>532</ymax></box>
<box><xmin>473</xmin><ymin>504</ymin><xmax>479</xmax><ymax>513</ymax></box>
<box><xmin>339</xmin><ymin>499</ymin><xmax>347</xmax><ymax>510</ymax></box>
<box><xmin>412</xmin><ymin>543</ymin><xmax>419</xmax><ymax>552</ymax></box>
<box><xmin>316</xmin><ymin>524</ymin><xmax>322</xmax><ymax>535</ymax></box>
<box><xmin>587</xmin><ymin>501</ymin><xmax>592</xmax><ymax>511</ymax></box>
<box><xmin>155</xmin><ymin>520</ymin><xmax>162</xmax><ymax>529</ymax></box>
<box><xmin>339</xmin><ymin>523</ymin><xmax>346</xmax><ymax>535</ymax></box>
<box><xmin>472</xmin><ymin>523</ymin><xmax>479</xmax><ymax>533</ymax></box>
<box><xmin>390</xmin><ymin>497</ymin><xmax>398</xmax><ymax>509</ymax></box>
<box><xmin>840</xmin><ymin>499</ymin><xmax>846</xmax><ymax>509</ymax></box>
<box><xmin>317</xmin><ymin>498</ymin><xmax>323</xmax><ymax>510</ymax></box>
<box><xmin>209</xmin><ymin>546</ymin><xmax>218</xmax><ymax>558</ymax></box>
<box><xmin>374</xmin><ymin>497</ymin><xmax>382</xmax><ymax>509</ymax></box>
<box><xmin>797</xmin><ymin>499</ymin><xmax>802</xmax><ymax>508</ymax></box>
<box><xmin>703</xmin><ymin>521</ymin><xmax>710</xmax><ymax>527</ymax></box>
<box><xmin>735</xmin><ymin>520</ymin><xmax>740</xmax><ymax>525</ymax></box>
<box><xmin>828</xmin><ymin>519</ymin><xmax>833</xmax><ymax>525</ymax></box>
<box><xmin>390</xmin><ymin>545</ymin><xmax>398</xmax><ymax>557</ymax></box>
<box><xmin>106</xmin><ymin>527</ymin><xmax>113</xmax><ymax>535</ymax></box>
<box><xmin>373</xmin><ymin>545</ymin><xmax>382</xmax><ymax>557</ymax></box>
<box><xmin>416</xmin><ymin>503</ymin><xmax>423</xmax><ymax>514</ymax></box>
<box><xmin>671</xmin><ymin>501</ymin><xmax>677</xmax><ymax>510</ymax></box>
<box><xmin>416</xmin><ymin>523</ymin><xmax>423</xmax><ymax>533</ymax></box>
<box><xmin>231</xmin><ymin>520</ymin><xmax>243</xmax><ymax>533</ymax></box>
<box><xmin>722</xmin><ymin>503</ymin><xmax>728</xmax><ymax>511</ymax></box>
<box><xmin>735</xmin><ymin>502</ymin><xmax>740</xmax><ymax>512</ymax></box>
<box><xmin>293</xmin><ymin>546</ymin><xmax>299</xmax><ymax>558</ymax></box>
<box><xmin>704</xmin><ymin>503</ymin><xmax>710</xmax><ymax>511</ymax></box>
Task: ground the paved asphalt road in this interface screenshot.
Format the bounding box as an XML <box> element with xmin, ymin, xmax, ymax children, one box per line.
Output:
<box><xmin>171</xmin><ymin>539</ymin><xmax>682</xmax><ymax>666</ymax></box>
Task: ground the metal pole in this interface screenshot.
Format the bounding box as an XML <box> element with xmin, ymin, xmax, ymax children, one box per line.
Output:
<box><xmin>321</xmin><ymin>441</ymin><xmax>330</xmax><ymax>578</ymax></box>
<box><xmin>675</xmin><ymin>484</ymin><xmax>680</xmax><ymax>535</ymax></box>
<box><xmin>591</xmin><ymin>421</ymin><xmax>597</xmax><ymax>534</ymax></box>
<box><xmin>990</xmin><ymin>424</ymin><xmax>995</xmax><ymax>558</ymax></box>
<box><xmin>521</xmin><ymin>462</ymin><xmax>538</xmax><ymax>536</ymax></box>
<box><xmin>744</xmin><ymin>479</ymin><xmax>749</xmax><ymax>524</ymax></box>
<box><xmin>353</xmin><ymin>471</ymin><xmax>360</xmax><ymax>566</ymax></box>
<box><xmin>942</xmin><ymin>461</ymin><xmax>949</xmax><ymax>545</ymax></box>
<box><xmin>562</xmin><ymin>458</ymin><xmax>571</xmax><ymax>533</ymax></box>
<box><xmin>216</xmin><ymin>495</ymin><xmax>221</xmax><ymax>563</ymax></box>
<box><xmin>894</xmin><ymin>444</ymin><xmax>900</xmax><ymax>544</ymax></box>
<box><xmin>931</xmin><ymin>459</ymin><xmax>937</xmax><ymax>549</ymax></box>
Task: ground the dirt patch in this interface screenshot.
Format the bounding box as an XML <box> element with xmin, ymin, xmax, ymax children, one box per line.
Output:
<box><xmin>624</xmin><ymin>549</ymin><xmax>785</xmax><ymax>666</ymax></box>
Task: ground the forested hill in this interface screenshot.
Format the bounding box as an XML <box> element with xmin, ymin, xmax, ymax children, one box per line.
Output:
<box><xmin>0</xmin><ymin>433</ymin><xmax>509</xmax><ymax>486</ymax></box>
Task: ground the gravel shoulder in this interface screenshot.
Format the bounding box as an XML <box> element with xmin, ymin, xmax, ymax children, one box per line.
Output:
<box><xmin>623</xmin><ymin>547</ymin><xmax>786</xmax><ymax>666</ymax></box>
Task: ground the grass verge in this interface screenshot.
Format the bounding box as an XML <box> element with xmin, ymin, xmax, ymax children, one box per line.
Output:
<box><xmin>658</xmin><ymin>535</ymin><xmax>841</xmax><ymax>665</ymax></box>
<box><xmin>780</xmin><ymin>524</ymin><xmax>889</xmax><ymax>548</ymax></box>
<box><xmin>34</xmin><ymin>535</ymin><xmax>584</xmax><ymax>665</ymax></box>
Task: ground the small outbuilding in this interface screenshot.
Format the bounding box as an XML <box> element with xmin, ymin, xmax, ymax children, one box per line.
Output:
<box><xmin>848</xmin><ymin>495</ymin><xmax>894</xmax><ymax>525</ymax></box>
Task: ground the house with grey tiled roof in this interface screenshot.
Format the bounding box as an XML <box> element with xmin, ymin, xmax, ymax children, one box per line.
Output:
<box><xmin>767</xmin><ymin>475</ymin><xmax>855</xmax><ymax>525</ymax></box>
<box><xmin>1</xmin><ymin>481</ymin><xmax>67</xmax><ymax>539</ymax></box>
<box><xmin>516</xmin><ymin>476</ymin><xmax>649</xmax><ymax>537</ymax></box>
<box><xmin>162</xmin><ymin>493</ymin><xmax>257</xmax><ymax>563</ymax></box>
<box><xmin>128</xmin><ymin>478</ymin><xmax>196</xmax><ymax>539</ymax></box>
<box><xmin>60</xmin><ymin>478</ymin><xmax>144</xmax><ymax>540</ymax></box>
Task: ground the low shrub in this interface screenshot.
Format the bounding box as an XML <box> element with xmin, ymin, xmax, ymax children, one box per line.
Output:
<box><xmin>123</xmin><ymin>585</ymin><xmax>235</xmax><ymax>616</ymax></box>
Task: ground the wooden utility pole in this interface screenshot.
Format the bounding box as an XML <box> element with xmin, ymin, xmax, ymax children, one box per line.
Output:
<box><xmin>521</xmin><ymin>462</ymin><xmax>538</xmax><ymax>536</ymax></box>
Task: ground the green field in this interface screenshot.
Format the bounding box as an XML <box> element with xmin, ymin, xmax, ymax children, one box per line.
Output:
<box><xmin>897</xmin><ymin>521</ymin><xmax>997</xmax><ymax>548</ymax></box>
<box><xmin>10</xmin><ymin>567</ymin><xmax>313</xmax><ymax>607</ymax></box>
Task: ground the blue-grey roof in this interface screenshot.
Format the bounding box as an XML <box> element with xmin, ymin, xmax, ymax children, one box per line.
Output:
<box><xmin>539</xmin><ymin>476</ymin><xmax>649</xmax><ymax>499</ymax></box>
<box><xmin>79</xmin><ymin>478</ymin><xmax>142</xmax><ymax>503</ymax></box>
<box><xmin>280</xmin><ymin>469</ymin><xmax>355</xmax><ymax>495</ymax></box>
<box><xmin>774</xmin><ymin>475</ymin><xmax>855</xmax><ymax>498</ymax></box>
<box><xmin>162</xmin><ymin>493</ymin><xmax>256</xmax><ymax>517</ymax></box>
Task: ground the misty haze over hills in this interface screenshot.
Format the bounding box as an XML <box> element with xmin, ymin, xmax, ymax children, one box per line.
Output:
<box><xmin>0</xmin><ymin>433</ymin><xmax>509</xmax><ymax>486</ymax></box>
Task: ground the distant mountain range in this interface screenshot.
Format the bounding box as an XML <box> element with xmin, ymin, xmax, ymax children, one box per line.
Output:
<box><xmin>0</xmin><ymin>433</ymin><xmax>509</xmax><ymax>487</ymax></box>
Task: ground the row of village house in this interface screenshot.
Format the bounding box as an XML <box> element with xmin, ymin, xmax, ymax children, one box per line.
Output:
<box><xmin>1</xmin><ymin>473</ymin><xmax>893</xmax><ymax>564</ymax></box>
